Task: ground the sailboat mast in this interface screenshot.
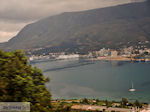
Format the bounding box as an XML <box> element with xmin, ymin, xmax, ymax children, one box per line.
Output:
<box><xmin>132</xmin><ymin>82</ymin><xmax>134</xmax><ymax>89</ymax></box>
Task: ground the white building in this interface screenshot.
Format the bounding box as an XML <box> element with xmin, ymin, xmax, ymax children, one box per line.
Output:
<box><xmin>111</xmin><ymin>50</ymin><xmax>118</xmax><ymax>57</ymax></box>
<box><xmin>122</xmin><ymin>47</ymin><xmax>133</xmax><ymax>56</ymax></box>
<box><xmin>56</xmin><ymin>54</ymin><xmax>80</xmax><ymax>60</ymax></box>
<box><xmin>96</xmin><ymin>48</ymin><xmax>111</xmax><ymax>56</ymax></box>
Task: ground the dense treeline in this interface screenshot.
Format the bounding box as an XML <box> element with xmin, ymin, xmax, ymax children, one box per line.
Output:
<box><xmin>0</xmin><ymin>50</ymin><xmax>52</xmax><ymax>112</ymax></box>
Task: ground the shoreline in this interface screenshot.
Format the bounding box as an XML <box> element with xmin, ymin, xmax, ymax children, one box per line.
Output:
<box><xmin>89</xmin><ymin>56</ymin><xmax>150</xmax><ymax>62</ymax></box>
<box><xmin>52</xmin><ymin>99</ymin><xmax>149</xmax><ymax>112</ymax></box>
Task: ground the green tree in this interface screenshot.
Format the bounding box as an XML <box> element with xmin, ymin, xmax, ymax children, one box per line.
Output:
<box><xmin>121</xmin><ymin>98</ymin><xmax>128</xmax><ymax>107</ymax></box>
<box><xmin>105</xmin><ymin>100</ymin><xmax>111</xmax><ymax>108</ymax></box>
<box><xmin>134</xmin><ymin>100</ymin><xmax>142</xmax><ymax>108</ymax></box>
<box><xmin>144</xmin><ymin>51</ymin><xmax>149</xmax><ymax>55</ymax></box>
<box><xmin>81</xmin><ymin>98</ymin><xmax>89</xmax><ymax>104</ymax></box>
<box><xmin>0</xmin><ymin>50</ymin><xmax>52</xmax><ymax>112</ymax></box>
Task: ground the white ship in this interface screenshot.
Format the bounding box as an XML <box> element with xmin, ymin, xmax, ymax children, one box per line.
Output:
<box><xmin>29</xmin><ymin>55</ymin><xmax>50</xmax><ymax>61</ymax></box>
<box><xmin>129</xmin><ymin>82</ymin><xmax>136</xmax><ymax>92</ymax></box>
<box><xmin>56</xmin><ymin>54</ymin><xmax>79</xmax><ymax>60</ymax></box>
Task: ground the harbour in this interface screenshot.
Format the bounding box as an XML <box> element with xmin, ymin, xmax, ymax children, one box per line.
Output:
<box><xmin>32</xmin><ymin>59</ymin><xmax>150</xmax><ymax>103</ymax></box>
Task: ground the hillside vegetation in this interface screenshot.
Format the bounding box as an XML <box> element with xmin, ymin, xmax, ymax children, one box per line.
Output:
<box><xmin>1</xmin><ymin>0</ymin><xmax>150</xmax><ymax>53</ymax></box>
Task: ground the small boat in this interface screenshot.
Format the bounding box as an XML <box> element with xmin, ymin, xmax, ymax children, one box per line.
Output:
<box><xmin>129</xmin><ymin>82</ymin><xmax>136</xmax><ymax>92</ymax></box>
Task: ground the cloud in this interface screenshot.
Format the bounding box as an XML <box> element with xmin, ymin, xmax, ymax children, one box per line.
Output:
<box><xmin>0</xmin><ymin>31</ymin><xmax>17</xmax><ymax>42</ymax></box>
<box><xmin>0</xmin><ymin>21</ymin><xmax>30</xmax><ymax>42</ymax></box>
<box><xmin>0</xmin><ymin>0</ymin><xmax>141</xmax><ymax>22</ymax></box>
<box><xmin>0</xmin><ymin>0</ymin><xmax>145</xmax><ymax>42</ymax></box>
<box><xmin>0</xmin><ymin>21</ymin><xmax>28</xmax><ymax>32</ymax></box>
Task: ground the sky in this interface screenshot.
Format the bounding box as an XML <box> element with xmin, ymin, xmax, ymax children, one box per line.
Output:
<box><xmin>0</xmin><ymin>0</ymin><xmax>145</xmax><ymax>43</ymax></box>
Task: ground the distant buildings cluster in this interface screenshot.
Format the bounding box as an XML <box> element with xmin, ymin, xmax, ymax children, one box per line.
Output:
<box><xmin>28</xmin><ymin>43</ymin><xmax>150</xmax><ymax>61</ymax></box>
<box><xmin>89</xmin><ymin>46</ymin><xmax>150</xmax><ymax>58</ymax></box>
<box><xmin>29</xmin><ymin>52</ymin><xmax>80</xmax><ymax>61</ymax></box>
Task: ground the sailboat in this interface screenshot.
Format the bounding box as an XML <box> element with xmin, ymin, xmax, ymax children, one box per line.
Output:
<box><xmin>129</xmin><ymin>82</ymin><xmax>136</xmax><ymax>92</ymax></box>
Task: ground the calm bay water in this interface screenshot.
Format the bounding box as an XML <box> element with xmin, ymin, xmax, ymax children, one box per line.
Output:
<box><xmin>31</xmin><ymin>59</ymin><xmax>150</xmax><ymax>103</ymax></box>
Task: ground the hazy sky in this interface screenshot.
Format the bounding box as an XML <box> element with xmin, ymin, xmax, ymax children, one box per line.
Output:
<box><xmin>0</xmin><ymin>0</ymin><xmax>145</xmax><ymax>43</ymax></box>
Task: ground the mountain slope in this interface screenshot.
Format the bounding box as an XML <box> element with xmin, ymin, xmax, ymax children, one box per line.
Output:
<box><xmin>1</xmin><ymin>0</ymin><xmax>150</xmax><ymax>52</ymax></box>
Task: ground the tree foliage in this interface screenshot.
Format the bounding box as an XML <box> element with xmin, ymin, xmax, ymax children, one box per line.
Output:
<box><xmin>81</xmin><ymin>98</ymin><xmax>89</xmax><ymax>104</ymax></box>
<box><xmin>121</xmin><ymin>98</ymin><xmax>128</xmax><ymax>107</ymax></box>
<box><xmin>134</xmin><ymin>100</ymin><xmax>142</xmax><ymax>108</ymax></box>
<box><xmin>0</xmin><ymin>50</ymin><xmax>52</xmax><ymax>112</ymax></box>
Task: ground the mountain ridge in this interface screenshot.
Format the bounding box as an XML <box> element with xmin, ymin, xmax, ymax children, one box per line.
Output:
<box><xmin>1</xmin><ymin>0</ymin><xmax>150</xmax><ymax>52</ymax></box>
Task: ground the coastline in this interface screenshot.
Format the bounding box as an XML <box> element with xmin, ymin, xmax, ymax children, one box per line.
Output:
<box><xmin>89</xmin><ymin>56</ymin><xmax>150</xmax><ymax>62</ymax></box>
<box><xmin>52</xmin><ymin>99</ymin><xmax>149</xmax><ymax>112</ymax></box>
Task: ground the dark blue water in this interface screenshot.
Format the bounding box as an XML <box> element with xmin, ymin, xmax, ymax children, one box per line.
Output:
<box><xmin>32</xmin><ymin>59</ymin><xmax>150</xmax><ymax>103</ymax></box>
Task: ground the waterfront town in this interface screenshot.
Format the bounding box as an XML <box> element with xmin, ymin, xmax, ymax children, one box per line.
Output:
<box><xmin>28</xmin><ymin>45</ymin><xmax>150</xmax><ymax>62</ymax></box>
